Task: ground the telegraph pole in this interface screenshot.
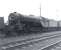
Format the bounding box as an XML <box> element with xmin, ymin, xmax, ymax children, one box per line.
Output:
<box><xmin>40</xmin><ymin>4</ymin><xmax>41</xmax><ymax>17</ymax></box>
<box><xmin>56</xmin><ymin>9</ymin><xmax>59</xmax><ymax>30</ymax></box>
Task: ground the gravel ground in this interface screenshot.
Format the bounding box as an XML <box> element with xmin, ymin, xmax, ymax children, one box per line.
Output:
<box><xmin>0</xmin><ymin>31</ymin><xmax>61</xmax><ymax>46</ymax></box>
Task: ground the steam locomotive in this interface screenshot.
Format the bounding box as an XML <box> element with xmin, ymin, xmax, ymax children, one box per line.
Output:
<box><xmin>1</xmin><ymin>12</ymin><xmax>61</xmax><ymax>37</ymax></box>
<box><xmin>7</xmin><ymin>12</ymin><xmax>61</xmax><ymax>35</ymax></box>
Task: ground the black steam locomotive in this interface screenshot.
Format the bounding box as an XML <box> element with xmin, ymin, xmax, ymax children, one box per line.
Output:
<box><xmin>2</xmin><ymin>12</ymin><xmax>61</xmax><ymax>36</ymax></box>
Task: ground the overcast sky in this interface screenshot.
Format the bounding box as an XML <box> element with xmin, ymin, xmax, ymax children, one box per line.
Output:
<box><xmin>0</xmin><ymin>0</ymin><xmax>61</xmax><ymax>22</ymax></box>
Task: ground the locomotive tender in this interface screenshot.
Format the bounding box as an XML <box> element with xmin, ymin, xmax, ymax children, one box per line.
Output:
<box><xmin>8</xmin><ymin>12</ymin><xmax>61</xmax><ymax>34</ymax></box>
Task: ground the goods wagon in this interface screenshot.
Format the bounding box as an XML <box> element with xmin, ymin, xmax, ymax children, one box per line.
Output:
<box><xmin>57</xmin><ymin>21</ymin><xmax>61</xmax><ymax>27</ymax></box>
<box><xmin>57</xmin><ymin>21</ymin><xmax>61</xmax><ymax>30</ymax></box>
<box><xmin>47</xmin><ymin>20</ymin><xmax>58</xmax><ymax>31</ymax></box>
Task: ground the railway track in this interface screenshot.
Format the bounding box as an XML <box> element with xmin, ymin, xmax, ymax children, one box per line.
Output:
<box><xmin>42</xmin><ymin>41</ymin><xmax>61</xmax><ymax>50</ymax></box>
<box><xmin>1</xmin><ymin>32</ymin><xmax>61</xmax><ymax>50</ymax></box>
